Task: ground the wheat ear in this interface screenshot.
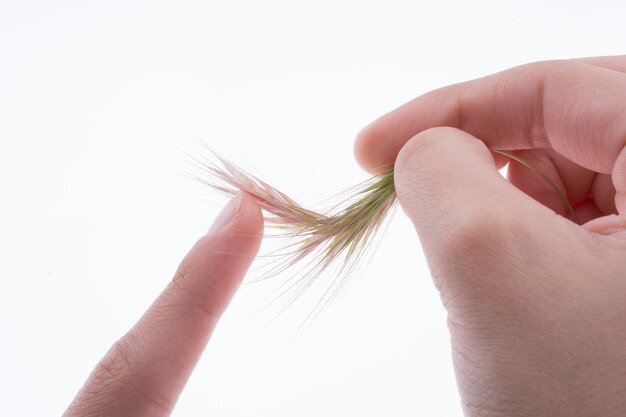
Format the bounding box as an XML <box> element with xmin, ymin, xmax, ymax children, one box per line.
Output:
<box><xmin>195</xmin><ymin>150</ymin><xmax>576</xmax><ymax>321</ymax></box>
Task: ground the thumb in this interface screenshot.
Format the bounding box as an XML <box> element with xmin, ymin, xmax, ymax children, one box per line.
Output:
<box><xmin>394</xmin><ymin>127</ymin><xmax>584</xmax><ymax>309</ymax></box>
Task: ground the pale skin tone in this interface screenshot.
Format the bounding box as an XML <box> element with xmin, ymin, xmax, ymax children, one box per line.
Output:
<box><xmin>64</xmin><ymin>194</ymin><xmax>264</xmax><ymax>416</ymax></box>
<box><xmin>65</xmin><ymin>56</ymin><xmax>626</xmax><ymax>416</ymax></box>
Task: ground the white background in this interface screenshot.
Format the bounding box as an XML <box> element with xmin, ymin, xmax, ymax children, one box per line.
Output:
<box><xmin>1</xmin><ymin>1</ymin><xmax>624</xmax><ymax>415</ymax></box>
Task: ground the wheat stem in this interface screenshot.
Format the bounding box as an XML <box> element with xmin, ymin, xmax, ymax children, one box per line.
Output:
<box><xmin>492</xmin><ymin>149</ymin><xmax>579</xmax><ymax>224</ymax></box>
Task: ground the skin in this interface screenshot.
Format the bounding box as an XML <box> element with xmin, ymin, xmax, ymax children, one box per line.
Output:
<box><xmin>63</xmin><ymin>194</ymin><xmax>264</xmax><ymax>416</ymax></box>
<box><xmin>65</xmin><ymin>56</ymin><xmax>626</xmax><ymax>416</ymax></box>
<box><xmin>354</xmin><ymin>56</ymin><xmax>626</xmax><ymax>416</ymax></box>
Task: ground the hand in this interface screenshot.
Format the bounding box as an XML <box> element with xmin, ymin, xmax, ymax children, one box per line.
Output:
<box><xmin>354</xmin><ymin>56</ymin><xmax>626</xmax><ymax>416</ymax></box>
<box><xmin>63</xmin><ymin>194</ymin><xmax>263</xmax><ymax>417</ymax></box>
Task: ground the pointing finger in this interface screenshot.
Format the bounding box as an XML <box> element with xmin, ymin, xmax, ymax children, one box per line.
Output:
<box><xmin>64</xmin><ymin>195</ymin><xmax>263</xmax><ymax>417</ymax></box>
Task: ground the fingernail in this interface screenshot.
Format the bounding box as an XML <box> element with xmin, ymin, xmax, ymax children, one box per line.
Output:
<box><xmin>207</xmin><ymin>194</ymin><xmax>243</xmax><ymax>235</ymax></box>
<box><xmin>616</xmin><ymin>192</ymin><xmax>626</xmax><ymax>215</ymax></box>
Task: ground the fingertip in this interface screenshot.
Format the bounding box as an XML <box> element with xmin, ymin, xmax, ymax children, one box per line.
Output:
<box><xmin>232</xmin><ymin>195</ymin><xmax>264</xmax><ymax>255</ymax></box>
<box><xmin>204</xmin><ymin>194</ymin><xmax>264</xmax><ymax>267</ymax></box>
<box><xmin>354</xmin><ymin>121</ymin><xmax>397</xmax><ymax>175</ymax></box>
<box><xmin>393</xmin><ymin>126</ymin><xmax>510</xmax><ymax>237</ymax></box>
<box><xmin>394</xmin><ymin>126</ymin><xmax>494</xmax><ymax>197</ymax></box>
<box><xmin>183</xmin><ymin>194</ymin><xmax>264</xmax><ymax>302</ymax></box>
<box><xmin>353</xmin><ymin>123</ymin><xmax>378</xmax><ymax>174</ymax></box>
<box><xmin>232</xmin><ymin>195</ymin><xmax>265</xmax><ymax>245</ymax></box>
<box><xmin>207</xmin><ymin>193</ymin><xmax>264</xmax><ymax>241</ymax></box>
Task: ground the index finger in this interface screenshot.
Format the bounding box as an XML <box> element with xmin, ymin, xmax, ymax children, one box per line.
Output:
<box><xmin>64</xmin><ymin>195</ymin><xmax>263</xmax><ymax>417</ymax></box>
<box><xmin>354</xmin><ymin>56</ymin><xmax>626</xmax><ymax>197</ymax></box>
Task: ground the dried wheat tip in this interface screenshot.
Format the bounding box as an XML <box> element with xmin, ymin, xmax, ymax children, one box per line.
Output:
<box><xmin>194</xmin><ymin>153</ymin><xmax>397</xmax><ymax>323</ymax></box>
<box><xmin>192</xmin><ymin>149</ymin><xmax>576</xmax><ymax>326</ymax></box>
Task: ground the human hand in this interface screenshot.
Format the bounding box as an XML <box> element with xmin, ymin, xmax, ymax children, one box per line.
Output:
<box><xmin>63</xmin><ymin>194</ymin><xmax>263</xmax><ymax>416</ymax></box>
<box><xmin>354</xmin><ymin>56</ymin><xmax>626</xmax><ymax>416</ymax></box>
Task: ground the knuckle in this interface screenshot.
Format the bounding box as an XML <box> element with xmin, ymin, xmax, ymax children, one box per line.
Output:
<box><xmin>89</xmin><ymin>337</ymin><xmax>136</xmax><ymax>393</ymax></box>
<box><xmin>172</xmin><ymin>254</ymin><xmax>196</xmax><ymax>287</ymax></box>
<box><xmin>75</xmin><ymin>334</ymin><xmax>176</xmax><ymax>415</ymax></box>
<box><xmin>519</xmin><ymin>58</ymin><xmax>571</xmax><ymax>79</ymax></box>
<box><xmin>65</xmin><ymin>337</ymin><xmax>139</xmax><ymax>415</ymax></box>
